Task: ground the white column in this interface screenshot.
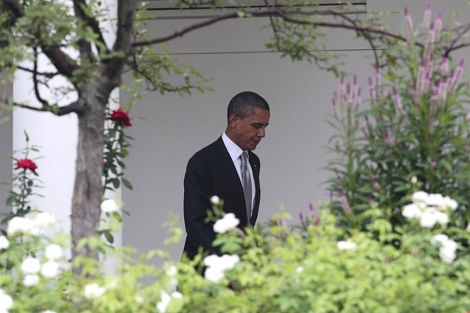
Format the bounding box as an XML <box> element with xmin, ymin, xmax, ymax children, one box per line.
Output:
<box><xmin>13</xmin><ymin>56</ymin><xmax>77</xmax><ymax>237</ymax></box>
<box><xmin>12</xmin><ymin>0</ymin><xmax>121</xmax><ymax>267</ymax></box>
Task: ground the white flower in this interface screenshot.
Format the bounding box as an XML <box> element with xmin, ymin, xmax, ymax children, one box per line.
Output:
<box><xmin>0</xmin><ymin>289</ymin><xmax>13</xmax><ymax>310</ymax></box>
<box><xmin>84</xmin><ymin>283</ymin><xmax>106</xmax><ymax>299</ymax></box>
<box><xmin>435</xmin><ymin>212</ymin><xmax>449</xmax><ymax>225</ymax></box>
<box><xmin>203</xmin><ymin>254</ymin><xmax>240</xmax><ymax>284</ymax></box>
<box><xmin>426</xmin><ymin>193</ymin><xmax>446</xmax><ymax>209</ymax></box>
<box><xmin>213</xmin><ymin>213</ymin><xmax>240</xmax><ymax>234</ymax></box>
<box><xmin>0</xmin><ymin>236</ymin><xmax>9</xmax><ymax>250</ymax></box>
<box><xmin>41</xmin><ymin>261</ymin><xmax>60</xmax><ymax>279</ymax></box>
<box><xmin>156</xmin><ymin>291</ymin><xmax>181</xmax><ymax>313</ymax></box>
<box><xmin>219</xmin><ymin>254</ymin><xmax>240</xmax><ymax>270</ymax></box>
<box><xmin>210</xmin><ymin>196</ymin><xmax>220</xmax><ymax>205</ymax></box>
<box><xmin>172</xmin><ymin>291</ymin><xmax>183</xmax><ymax>299</ymax></box>
<box><xmin>135</xmin><ymin>294</ymin><xmax>144</xmax><ymax>303</ymax></box>
<box><xmin>21</xmin><ymin>256</ymin><xmax>41</xmax><ymax>274</ymax></box>
<box><xmin>337</xmin><ymin>240</ymin><xmax>357</xmax><ymax>251</ymax></box>
<box><xmin>42</xmin><ymin>311</ymin><xmax>57</xmax><ymax>313</ymax></box>
<box><xmin>439</xmin><ymin>245</ymin><xmax>457</xmax><ymax>264</ymax></box>
<box><xmin>45</xmin><ymin>244</ymin><xmax>63</xmax><ymax>261</ymax></box>
<box><xmin>402</xmin><ymin>203</ymin><xmax>422</xmax><ymax>219</ymax></box>
<box><xmin>156</xmin><ymin>291</ymin><xmax>170</xmax><ymax>313</ymax></box>
<box><xmin>411</xmin><ymin>191</ymin><xmax>428</xmax><ymax>203</ymax></box>
<box><xmin>34</xmin><ymin>212</ymin><xmax>56</xmax><ymax>228</ymax></box>
<box><xmin>204</xmin><ymin>254</ymin><xmax>240</xmax><ymax>271</ymax></box>
<box><xmin>7</xmin><ymin>217</ymin><xmax>35</xmax><ymax>236</ymax></box>
<box><xmin>204</xmin><ymin>266</ymin><xmax>225</xmax><ymax>283</ymax></box>
<box><xmin>411</xmin><ymin>176</ymin><xmax>418</xmax><ymax>184</ymax></box>
<box><xmin>443</xmin><ymin>197</ymin><xmax>458</xmax><ymax>211</ymax></box>
<box><xmin>295</xmin><ymin>266</ymin><xmax>304</xmax><ymax>273</ymax></box>
<box><xmin>203</xmin><ymin>254</ymin><xmax>220</xmax><ymax>268</ymax></box>
<box><xmin>101</xmin><ymin>199</ymin><xmax>120</xmax><ymax>213</ymax></box>
<box><xmin>419</xmin><ymin>211</ymin><xmax>437</xmax><ymax>228</ymax></box>
<box><xmin>430</xmin><ymin>234</ymin><xmax>458</xmax><ymax>263</ymax></box>
<box><xmin>166</xmin><ymin>265</ymin><xmax>177</xmax><ymax>276</ymax></box>
<box><xmin>23</xmin><ymin>274</ymin><xmax>40</xmax><ymax>287</ymax></box>
<box><xmin>430</xmin><ymin>234</ymin><xmax>449</xmax><ymax>246</ymax></box>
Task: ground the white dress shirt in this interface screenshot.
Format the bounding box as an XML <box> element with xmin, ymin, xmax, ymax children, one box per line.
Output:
<box><xmin>222</xmin><ymin>133</ymin><xmax>255</xmax><ymax>214</ymax></box>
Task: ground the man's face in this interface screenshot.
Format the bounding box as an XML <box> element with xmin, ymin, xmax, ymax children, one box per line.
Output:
<box><xmin>229</xmin><ymin>108</ymin><xmax>270</xmax><ymax>151</ymax></box>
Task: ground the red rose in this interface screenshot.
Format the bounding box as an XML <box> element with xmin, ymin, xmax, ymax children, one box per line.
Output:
<box><xmin>109</xmin><ymin>108</ymin><xmax>132</xmax><ymax>127</ymax></box>
<box><xmin>14</xmin><ymin>158</ymin><xmax>38</xmax><ymax>174</ymax></box>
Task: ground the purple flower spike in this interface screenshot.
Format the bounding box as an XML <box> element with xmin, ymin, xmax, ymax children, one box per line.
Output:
<box><xmin>375</xmin><ymin>66</ymin><xmax>381</xmax><ymax>87</ymax></box>
<box><xmin>384</xmin><ymin>131</ymin><xmax>395</xmax><ymax>147</ymax></box>
<box><xmin>299</xmin><ymin>212</ymin><xmax>307</xmax><ymax>230</ymax></box>
<box><xmin>309</xmin><ymin>203</ymin><xmax>319</xmax><ymax>226</ymax></box>
<box><xmin>332</xmin><ymin>97</ymin><xmax>339</xmax><ymax>120</ymax></box>
<box><xmin>435</xmin><ymin>12</ymin><xmax>443</xmax><ymax>41</ymax></box>
<box><xmin>404</xmin><ymin>7</ymin><xmax>414</xmax><ymax>33</ymax></box>
<box><xmin>368</xmin><ymin>77</ymin><xmax>376</xmax><ymax>104</ymax></box>
<box><xmin>466</xmin><ymin>112</ymin><xmax>470</xmax><ymax>121</ymax></box>
<box><xmin>355</xmin><ymin>87</ymin><xmax>362</xmax><ymax>111</ymax></box>
<box><xmin>362</xmin><ymin>127</ymin><xmax>369</xmax><ymax>138</ymax></box>
<box><xmin>439</xmin><ymin>55</ymin><xmax>449</xmax><ymax>73</ymax></box>
<box><xmin>338</xmin><ymin>188</ymin><xmax>351</xmax><ymax>213</ymax></box>
<box><xmin>423</xmin><ymin>3</ymin><xmax>432</xmax><ymax>28</ymax></box>
<box><xmin>430</xmin><ymin>158</ymin><xmax>437</xmax><ymax>168</ymax></box>
<box><xmin>329</xmin><ymin>191</ymin><xmax>333</xmax><ymax>202</ymax></box>
<box><xmin>449</xmin><ymin>59</ymin><xmax>465</xmax><ymax>92</ymax></box>
<box><xmin>438</xmin><ymin>77</ymin><xmax>448</xmax><ymax>106</ymax></box>
<box><xmin>339</xmin><ymin>74</ymin><xmax>345</xmax><ymax>100</ymax></box>
<box><xmin>369</xmin><ymin>174</ymin><xmax>380</xmax><ymax>189</ymax></box>
<box><xmin>417</xmin><ymin>59</ymin><xmax>426</xmax><ymax>95</ymax></box>
<box><xmin>424</xmin><ymin>23</ymin><xmax>435</xmax><ymax>64</ymax></box>
<box><xmin>392</xmin><ymin>87</ymin><xmax>404</xmax><ymax>115</ymax></box>
<box><xmin>335</xmin><ymin>171</ymin><xmax>341</xmax><ymax>180</ymax></box>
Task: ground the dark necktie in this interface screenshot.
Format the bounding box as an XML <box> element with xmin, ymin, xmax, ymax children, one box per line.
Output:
<box><xmin>240</xmin><ymin>151</ymin><xmax>252</xmax><ymax>220</ymax></box>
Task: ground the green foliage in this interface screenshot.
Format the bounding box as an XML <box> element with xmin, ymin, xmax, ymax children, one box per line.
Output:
<box><xmin>3</xmin><ymin>201</ymin><xmax>470</xmax><ymax>312</ymax></box>
<box><xmin>326</xmin><ymin>8</ymin><xmax>470</xmax><ymax>232</ymax></box>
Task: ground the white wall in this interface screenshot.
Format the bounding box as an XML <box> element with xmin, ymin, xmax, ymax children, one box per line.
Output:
<box><xmin>121</xmin><ymin>0</ymin><xmax>411</xmax><ymax>259</ymax></box>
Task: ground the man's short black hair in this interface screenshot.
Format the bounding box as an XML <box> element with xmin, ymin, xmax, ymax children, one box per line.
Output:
<box><xmin>227</xmin><ymin>91</ymin><xmax>270</xmax><ymax>120</ymax></box>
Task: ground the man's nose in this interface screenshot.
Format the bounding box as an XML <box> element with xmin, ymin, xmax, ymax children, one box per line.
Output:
<box><xmin>257</xmin><ymin>127</ymin><xmax>266</xmax><ymax>138</ymax></box>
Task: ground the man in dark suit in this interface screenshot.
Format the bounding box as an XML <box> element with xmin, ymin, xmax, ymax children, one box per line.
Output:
<box><xmin>183</xmin><ymin>91</ymin><xmax>270</xmax><ymax>260</ymax></box>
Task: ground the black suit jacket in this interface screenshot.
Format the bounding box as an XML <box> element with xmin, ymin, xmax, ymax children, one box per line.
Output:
<box><xmin>183</xmin><ymin>137</ymin><xmax>261</xmax><ymax>260</ymax></box>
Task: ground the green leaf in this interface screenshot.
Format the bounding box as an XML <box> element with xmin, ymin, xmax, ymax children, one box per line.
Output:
<box><xmin>104</xmin><ymin>230</ymin><xmax>114</xmax><ymax>244</ymax></box>
<box><xmin>121</xmin><ymin>177</ymin><xmax>133</xmax><ymax>190</ymax></box>
<box><xmin>112</xmin><ymin>178</ymin><xmax>120</xmax><ymax>189</ymax></box>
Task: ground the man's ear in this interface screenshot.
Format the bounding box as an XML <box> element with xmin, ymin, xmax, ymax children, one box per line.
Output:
<box><xmin>228</xmin><ymin>113</ymin><xmax>239</xmax><ymax>128</ymax></box>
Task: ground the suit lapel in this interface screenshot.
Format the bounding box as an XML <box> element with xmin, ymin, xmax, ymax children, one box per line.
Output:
<box><xmin>248</xmin><ymin>151</ymin><xmax>260</xmax><ymax>225</ymax></box>
<box><xmin>215</xmin><ymin>138</ymin><xmax>249</xmax><ymax>225</ymax></box>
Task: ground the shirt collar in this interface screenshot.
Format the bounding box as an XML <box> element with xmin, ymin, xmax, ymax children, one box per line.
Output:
<box><xmin>222</xmin><ymin>133</ymin><xmax>244</xmax><ymax>162</ymax></box>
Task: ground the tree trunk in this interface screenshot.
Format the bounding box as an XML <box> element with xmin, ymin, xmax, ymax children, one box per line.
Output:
<box><xmin>71</xmin><ymin>84</ymin><xmax>112</xmax><ymax>270</ymax></box>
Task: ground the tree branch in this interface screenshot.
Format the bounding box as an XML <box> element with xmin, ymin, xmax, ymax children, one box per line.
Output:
<box><xmin>72</xmin><ymin>0</ymin><xmax>110</xmax><ymax>58</ymax></box>
<box><xmin>132</xmin><ymin>8</ymin><xmax>413</xmax><ymax>48</ymax></box>
<box><xmin>16</xmin><ymin>65</ymin><xmax>59</xmax><ymax>78</ymax></box>
<box><xmin>2</xmin><ymin>0</ymin><xmax>80</xmax><ymax>78</ymax></box>
<box><xmin>33</xmin><ymin>48</ymin><xmax>49</xmax><ymax>107</ymax></box>
<box><xmin>103</xmin><ymin>0</ymin><xmax>137</xmax><ymax>82</ymax></box>
<box><xmin>8</xmin><ymin>100</ymin><xmax>82</xmax><ymax>116</ymax></box>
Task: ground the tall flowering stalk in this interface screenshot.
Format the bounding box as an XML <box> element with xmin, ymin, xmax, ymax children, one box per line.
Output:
<box><xmin>102</xmin><ymin>106</ymin><xmax>133</xmax><ymax>195</ymax></box>
<box><xmin>326</xmin><ymin>3</ymin><xmax>470</xmax><ymax>231</ymax></box>
<box><xmin>3</xmin><ymin>133</ymin><xmax>43</xmax><ymax>225</ymax></box>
